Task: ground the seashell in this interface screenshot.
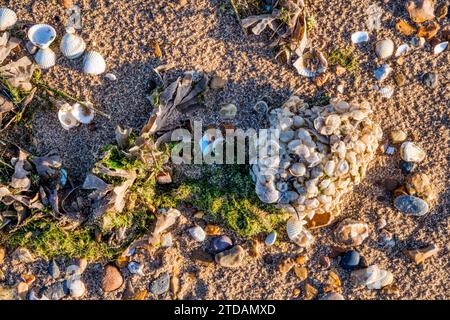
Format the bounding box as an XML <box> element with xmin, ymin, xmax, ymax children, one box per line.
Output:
<box><xmin>71</xmin><ymin>103</ymin><xmax>95</xmax><ymax>124</ymax></box>
<box><xmin>351</xmin><ymin>31</ymin><xmax>369</xmax><ymax>44</ymax></box>
<box><xmin>188</xmin><ymin>226</ymin><xmax>206</xmax><ymax>242</ymax></box>
<box><xmin>280</xmin><ymin>130</ymin><xmax>294</xmax><ymax>143</ymax></box>
<box><xmin>60</xmin><ymin>27</ymin><xmax>86</xmax><ymax>59</ymax></box>
<box><xmin>34</xmin><ymin>48</ymin><xmax>56</xmax><ymax>70</ymax></box>
<box><xmin>127</xmin><ymin>261</ymin><xmax>145</xmax><ymax>276</ymax></box>
<box><xmin>264</xmin><ymin>231</ymin><xmax>277</xmax><ymax>246</ymax></box>
<box><xmin>67</xmin><ymin>279</ymin><xmax>86</xmax><ymax>298</ymax></box>
<box><xmin>395</xmin><ymin>43</ymin><xmax>409</xmax><ymax>57</ymax></box>
<box><xmin>254</xmin><ymin>100</ymin><xmax>268</xmax><ymax>114</ymax></box>
<box><xmin>374</xmin><ymin>64</ymin><xmax>392</xmax><ymax>82</ymax></box>
<box><xmin>294</xmin><ymin>50</ymin><xmax>328</xmax><ymax>77</ymax></box>
<box><xmin>296</xmin><ymin>66</ymin><xmax>316</xmax><ymax>78</ymax></box>
<box><xmin>379</xmin><ymin>86</ymin><xmax>394</xmax><ymax>99</ymax></box>
<box><xmin>289</xmin><ymin>162</ymin><xmax>306</xmax><ymax>177</ymax></box>
<box><xmin>366</xmin><ymin>270</ymin><xmax>393</xmax><ymax>290</ymax></box>
<box><xmin>83</xmin><ymin>51</ymin><xmax>106</xmax><ymax>75</ymax></box>
<box><xmin>255</xmin><ymin>180</ymin><xmax>280</xmax><ymax>203</ymax></box>
<box><xmin>28</xmin><ymin>24</ymin><xmax>57</xmax><ymax>49</ymax></box>
<box><xmin>219</xmin><ymin>103</ymin><xmax>237</xmax><ymax>119</ymax></box>
<box><xmin>286</xmin><ymin>217</ymin><xmax>304</xmax><ymax>240</ymax></box>
<box><xmin>433</xmin><ymin>41</ymin><xmax>448</xmax><ymax>55</ymax></box>
<box><xmin>0</xmin><ymin>8</ymin><xmax>17</xmax><ymax>31</ymax></box>
<box><xmin>410</xmin><ymin>36</ymin><xmax>426</xmax><ymax>48</ymax></box>
<box><xmin>334</xmin><ymin>219</ymin><xmax>369</xmax><ymax>246</ymax></box>
<box><xmin>58</xmin><ymin>104</ymin><xmax>79</xmax><ymax>130</ymax></box>
<box><xmin>400</xmin><ymin>142</ymin><xmax>426</xmax><ymax>163</ymax></box>
<box><xmin>105</xmin><ymin>73</ymin><xmax>117</xmax><ymax>81</ymax></box>
<box><xmin>375</xmin><ymin>39</ymin><xmax>394</xmax><ymax>59</ymax></box>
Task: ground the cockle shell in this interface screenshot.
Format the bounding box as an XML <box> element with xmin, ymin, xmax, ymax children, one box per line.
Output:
<box><xmin>433</xmin><ymin>41</ymin><xmax>448</xmax><ymax>55</ymax></box>
<box><xmin>255</xmin><ymin>180</ymin><xmax>280</xmax><ymax>204</ymax></box>
<box><xmin>375</xmin><ymin>39</ymin><xmax>394</xmax><ymax>59</ymax></box>
<box><xmin>83</xmin><ymin>51</ymin><xmax>106</xmax><ymax>75</ymax></box>
<box><xmin>0</xmin><ymin>8</ymin><xmax>17</xmax><ymax>31</ymax></box>
<box><xmin>28</xmin><ymin>24</ymin><xmax>57</xmax><ymax>49</ymax></box>
<box><xmin>188</xmin><ymin>226</ymin><xmax>206</xmax><ymax>242</ymax></box>
<box><xmin>58</xmin><ymin>104</ymin><xmax>79</xmax><ymax>130</ymax></box>
<box><xmin>60</xmin><ymin>27</ymin><xmax>86</xmax><ymax>59</ymax></box>
<box><xmin>67</xmin><ymin>279</ymin><xmax>86</xmax><ymax>298</ymax></box>
<box><xmin>351</xmin><ymin>31</ymin><xmax>369</xmax><ymax>43</ymax></box>
<box><xmin>254</xmin><ymin>100</ymin><xmax>268</xmax><ymax>114</ymax></box>
<box><xmin>34</xmin><ymin>48</ymin><xmax>56</xmax><ymax>69</ymax></box>
<box><xmin>71</xmin><ymin>103</ymin><xmax>94</xmax><ymax>124</ymax></box>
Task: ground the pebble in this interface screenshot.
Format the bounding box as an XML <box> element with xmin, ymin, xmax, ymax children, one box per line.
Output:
<box><xmin>191</xmin><ymin>249</ymin><xmax>214</xmax><ymax>266</ymax></box>
<box><xmin>374</xmin><ymin>64</ymin><xmax>392</xmax><ymax>82</ymax></box>
<box><xmin>128</xmin><ymin>262</ymin><xmax>145</xmax><ymax>276</ymax></box>
<box><xmin>295</xmin><ymin>255</ymin><xmax>308</xmax><ymax>265</ymax></box>
<box><xmin>41</xmin><ymin>281</ymin><xmax>69</xmax><ymax>300</ymax></box>
<box><xmin>264</xmin><ymin>231</ymin><xmax>277</xmax><ymax>246</ymax></box>
<box><xmin>335</xmin><ymin>65</ymin><xmax>346</xmax><ymax>76</ymax></box>
<box><xmin>102</xmin><ymin>265</ymin><xmax>124</xmax><ymax>292</ymax></box>
<box><xmin>405</xmin><ymin>244</ymin><xmax>439</xmax><ymax>264</ymax></box>
<box><xmin>422</xmin><ymin>72</ymin><xmax>438</xmax><ymax>88</ymax></box>
<box><xmin>204</xmin><ymin>224</ymin><xmax>221</xmax><ymax>236</ymax></box>
<box><xmin>358</xmin><ymin>256</ymin><xmax>370</xmax><ymax>268</ymax></box>
<box><xmin>215</xmin><ymin>245</ymin><xmax>245</xmax><ymax>268</ymax></box>
<box><xmin>17</xmin><ymin>282</ymin><xmax>29</xmax><ymax>300</ymax></box>
<box><xmin>210</xmin><ymin>236</ymin><xmax>233</xmax><ymax>254</ymax></box>
<box><xmin>390</xmin><ymin>130</ymin><xmax>407</xmax><ymax>144</ymax></box>
<box><xmin>340</xmin><ymin>250</ymin><xmax>360</xmax><ymax>270</ymax></box>
<box><xmin>48</xmin><ymin>260</ymin><xmax>60</xmax><ymax>279</ymax></box>
<box><xmin>393</xmin><ymin>72</ymin><xmax>406</xmax><ymax>86</ymax></box>
<box><xmin>188</xmin><ymin>226</ymin><xmax>206</xmax><ymax>242</ymax></box>
<box><xmin>278</xmin><ymin>258</ymin><xmax>295</xmax><ymax>274</ymax></box>
<box><xmin>210</xmin><ymin>76</ymin><xmax>226</xmax><ymax>89</ymax></box>
<box><xmin>12</xmin><ymin>247</ymin><xmax>34</xmax><ymax>264</ymax></box>
<box><xmin>161</xmin><ymin>233</ymin><xmax>173</xmax><ymax>247</ymax></box>
<box><xmin>314</xmin><ymin>72</ymin><xmax>329</xmax><ymax>86</ymax></box>
<box><xmin>219</xmin><ymin>104</ymin><xmax>238</xmax><ymax>119</ymax></box>
<box><xmin>149</xmin><ymin>272</ymin><xmax>170</xmax><ymax>295</ymax></box>
<box><xmin>304</xmin><ymin>283</ymin><xmax>318</xmax><ymax>300</ymax></box>
<box><xmin>394</xmin><ymin>195</ymin><xmax>429</xmax><ymax>216</ymax></box>
<box><xmin>292</xmin><ymin>287</ymin><xmax>301</xmax><ymax>297</ymax></box>
<box><xmin>385</xmin><ymin>146</ymin><xmax>395</xmax><ymax>155</ymax></box>
<box><xmin>334</xmin><ymin>219</ymin><xmax>369</xmax><ymax>246</ymax></box>
<box><xmin>248</xmin><ymin>239</ymin><xmax>260</xmax><ymax>258</ymax></box>
<box><xmin>400</xmin><ymin>161</ymin><xmax>416</xmax><ymax>174</ymax></box>
<box><xmin>0</xmin><ymin>247</ymin><xmax>5</xmax><ymax>265</ymax></box>
<box><xmin>319</xmin><ymin>292</ymin><xmax>345</xmax><ymax>300</ymax></box>
<box><xmin>68</xmin><ymin>279</ymin><xmax>86</xmax><ymax>298</ymax></box>
<box><xmin>294</xmin><ymin>266</ymin><xmax>308</xmax><ymax>281</ymax></box>
<box><xmin>375</xmin><ymin>39</ymin><xmax>394</xmax><ymax>59</ymax></box>
<box><xmin>379</xmin><ymin>230</ymin><xmax>396</xmax><ymax>247</ymax></box>
<box><xmin>400</xmin><ymin>142</ymin><xmax>426</xmax><ymax>162</ymax></box>
<box><xmin>319</xmin><ymin>256</ymin><xmax>331</xmax><ymax>269</ymax></box>
<box><xmin>105</xmin><ymin>73</ymin><xmax>117</xmax><ymax>81</ymax></box>
<box><xmin>377</xmin><ymin>218</ymin><xmax>387</xmax><ymax>230</ymax></box>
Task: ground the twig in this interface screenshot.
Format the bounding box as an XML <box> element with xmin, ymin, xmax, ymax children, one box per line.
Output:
<box><xmin>229</xmin><ymin>0</ymin><xmax>245</xmax><ymax>33</ymax></box>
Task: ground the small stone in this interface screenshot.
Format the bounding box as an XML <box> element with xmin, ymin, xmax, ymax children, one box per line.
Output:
<box><xmin>375</xmin><ymin>39</ymin><xmax>395</xmax><ymax>59</ymax></box>
<box><xmin>210</xmin><ymin>236</ymin><xmax>233</xmax><ymax>254</ymax></box>
<box><xmin>188</xmin><ymin>226</ymin><xmax>206</xmax><ymax>242</ymax></box>
<box><xmin>295</xmin><ymin>255</ymin><xmax>308</xmax><ymax>265</ymax></box>
<box><xmin>150</xmin><ymin>273</ymin><xmax>170</xmax><ymax>295</ymax></box>
<box><xmin>319</xmin><ymin>256</ymin><xmax>331</xmax><ymax>269</ymax></box>
<box><xmin>191</xmin><ymin>249</ymin><xmax>214</xmax><ymax>266</ymax></box>
<box><xmin>264</xmin><ymin>231</ymin><xmax>277</xmax><ymax>246</ymax></box>
<box><xmin>193</xmin><ymin>211</ymin><xmax>204</xmax><ymax>219</ymax></box>
<box><xmin>359</xmin><ymin>256</ymin><xmax>370</xmax><ymax>268</ymax></box>
<box><xmin>0</xmin><ymin>247</ymin><xmax>5</xmax><ymax>265</ymax></box>
<box><xmin>385</xmin><ymin>146</ymin><xmax>395</xmax><ymax>155</ymax></box>
<box><xmin>115</xmin><ymin>256</ymin><xmax>129</xmax><ymax>268</ymax></box>
<box><xmin>374</xmin><ymin>64</ymin><xmax>392</xmax><ymax>82</ymax></box>
<box><xmin>400</xmin><ymin>142</ymin><xmax>426</xmax><ymax>162</ymax></box>
<box><xmin>215</xmin><ymin>245</ymin><xmax>245</xmax><ymax>268</ymax></box>
<box><xmin>102</xmin><ymin>265</ymin><xmax>124</xmax><ymax>292</ymax></box>
<box><xmin>248</xmin><ymin>239</ymin><xmax>260</xmax><ymax>258</ymax></box>
<box><xmin>324</xmin><ymin>270</ymin><xmax>341</xmax><ymax>292</ymax></box>
<box><xmin>383</xmin><ymin>178</ymin><xmax>401</xmax><ymax>192</ymax></box>
<box><xmin>41</xmin><ymin>281</ymin><xmax>69</xmax><ymax>300</ymax></box>
<box><xmin>390</xmin><ymin>130</ymin><xmax>407</xmax><ymax>144</ymax></box>
<box><xmin>48</xmin><ymin>260</ymin><xmax>60</xmax><ymax>279</ymax></box>
<box><xmin>377</xmin><ymin>218</ymin><xmax>387</xmax><ymax>230</ymax></box>
<box><xmin>330</xmin><ymin>246</ymin><xmax>347</xmax><ymax>258</ymax></box>
<box><xmin>12</xmin><ymin>247</ymin><xmax>34</xmax><ymax>264</ymax></box>
<box><xmin>219</xmin><ymin>104</ymin><xmax>237</xmax><ymax>119</ymax></box>
<box><xmin>292</xmin><ymin>287</ymin><xmax>301</xmax><ymax>297</ymax></box>
<box><xmin>340</xmin><ymin>250</ymin><xmax>360</xmax><ymax>270</ymax></box>
<box><xmin>210</xmin><ymin>76</ymin><xmax>226</xmax><ymax>89</ymax></box>
<box><xmin>379</xmin><ymin>230</ymin><xmax>396</xmax><ymax>247</ymax></box>
<box><xmin>304</xmin><ymin>283</ymin><xmax>318</xmax><ymax>300</ymax></box>
<box><xmin>204</xmin><ymin>224</ymin><xmax>221</xmax><ymax>236</ymax></box>
<box><xmin>128</xmin><ymin>262</ymin><xmax>145</xmax><ymax>276</ymax></box>
<box><xmin>68</xmin><ymin>279</ymin><xmax>86</xmax><ymax>298</ymax></box>
<box><xmin>278</xmin><ymin>258</ymin><xmax>295</xmax><ymax>274</ymax></box>
<box><xmin>393</xmin><ymin>72</ymin><xmax>406</xmax><ymax>86</ymax></box>
<box><xmin>382</xmin><ymin>284</ymin><xmax>400</xmax><ymax>295</ymax></box>
<box><xmin>405</xmin><ymin>244</ymin><xmax>439</xmax><ymax>264</ymax></box>
<box><xmin>105</xmin><ymin>73</ymin><xmax>117</xmax><ymax>81</ymax></box>
<box><xmin>161</xmin><ymin>233</ymin><xmax>173</xmax><ymax>247</ymax></box>
<box><xmin>422</xmin><ymin>72</ymin><xmax>438</xmax><ymax>88</ymax></box>
<box><xmin>394</xmin><ymin>195</ymin><xmax>429</xmax><ymax>216</ymax></box>
<box><xmin>60</xmin><ymin>0</ymin><xmax>73</xmax><ymax>9</ymax></box>
<box><xmin>335</xmin><ymin>65</ymin><xmax>346</xmax><ymax>76</ymax></box>
<box><xmin>400</xmin><ymin>161</ymin><xmax>416</xmax><ymax>174</ymax></box>
<box><xmin>406</xmin><ymin>173</ymin><xmax>435</xmax><ymax>202</ymax></box>
<box><xmin>319</xmin><ymin>292</ymin><xmax>345</xmax><ymax>300</ymax></box>
<box><xmin>17</xmin><ymin>282</ymin><xmax>29</xmax><ymax>300</ymax></box>
<box><xmin>156</xmin><ymin>172</ymin><xmax>172</xmax><ymax>184</ymax></box>
<box><xmin>294</xmin><ymin>266</ymin><xmax>308</xmax><ymax>281</ymax></box>
<box><xmin>334</xmin><ymin>219</ymin><xmax>370</xmax><ymax>246</ymax></box>
<box><xmin>314</xmin><ymin>72</ymin><xmax>329</xmax><ymax>86</ymax></box>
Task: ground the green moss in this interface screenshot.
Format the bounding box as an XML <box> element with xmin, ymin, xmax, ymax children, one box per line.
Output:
<box><xmin>5</xmin><ymin>219</ymin><xmax>116</xmax><ymax>260</ymax></box>
<box><xmin>329</xmin><ymin>48</ymin><xmax>359</xmax><ymax>71</ymax></box>
<box><xmin>306</xmin><ymin>16</ymin><xmax>316</xmax><ymax>32</ymax></box>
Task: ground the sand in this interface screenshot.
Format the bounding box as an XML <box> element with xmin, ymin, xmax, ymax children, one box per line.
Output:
<box><xmin>0</xmin><ymin>0</ymin><xmax>449</xmax><ymax>300</ymax></box>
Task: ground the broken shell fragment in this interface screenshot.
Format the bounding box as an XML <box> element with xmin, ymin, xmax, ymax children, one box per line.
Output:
<box><xmin>0</xmin><ymin>8</ymin><xmax>17</xmax><ymax>31</ymax></box>
<box><xmin>34</xmin><ymin>48</ymin><xmax>56</xmax><ymax>70</ymax></box>
<box><xmin>379</xmin><ymin>86</ymin><xmax>394</xmax><ymax>99</ymax></box>
<box><xmin>219</xmin><ymin>103</ymin><xmax>237</xmax><ymax>119</ymax></box>
<box><xmin>60</xmin><ymin>27</ymin><xmax>86</xmax><ymax>59</ymax></box>
<box><xmin>83</xmin><ymin>51</ymin><xmax>106</xmax><ymax>75</ymax></box>
<box><xmin>400</xmin><ymin>142</ymin><xmax>426</xmax><ymax>162</ymax></box>
<box><xmin>433</xmin><ymin>42</ymin><xmax>448</xmax><ymax>55</ymax></box>
<box><xmin>395</xmin><ymin>43</ymin><xmax>409</xmax><ymax>57</ymax></box>
<box><xmin>335</xmin><ymin>219</ymin><xmax>369</xmax><ymax>247</ymax></box>
<box><xmin>395</xmin><ymin>20</ymin><xmax>416</xmax><ymax>36</ymax></box>
<box><xmin>406</xmin><ymin>0</ymin><xmax>435</xmax><ymax>23</ymax></box>
<box><xmin>374</xmin><ymin>64</ymin><xmax>392</xmax><ymax>82</ymax></box>
<box><xmin>28</xmin><ymin>24</ymin><xmax>57</xmax><ymax>49</ymax></box>
<box><xmin>351</xmin><ymin>31</ymin><xmax>369</xmax><ymax>44</ymax></box>
<box><xmin>58</xmin><ymin>104</ymin><xmax>79</xmax><ymax>130</ymax></box>
<box><xmin>71</xmin><ymin>103</ymin><xmax>95</xmax><ymax>124</ymax></box>
<box><xmin>375</xmin><ymin>39</ymin><xmax>394</xmax><ymax>59</ymax></box>
<box><xmin>105</xmin><ymin>73</ymin><xmax>117</xmax><ymax>81</ymax></box>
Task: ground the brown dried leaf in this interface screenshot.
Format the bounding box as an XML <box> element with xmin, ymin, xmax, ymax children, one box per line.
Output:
<box><xmin>31</xmin><ymin>151</ymin><xmax>62</xmax><ymax>179</ymax></box>
<box><xmin>417</xmin><ymin>20</ymin><xmax>440</xmax><ymax>39</ymax></box>
<box><xmin>406</xmin><ymin>0</ymin><xmax>436</xmax><ymax>23</ymax></box>
<box><xmin>0</xmin><ymin>34</ymin><xmax>20</xmax><ymax>64</ymax></box>
<box><xmin>0</xmin><ymin>94</ymin><xmax>14</xmax><ymax>114</ymax></box>
<box><xmin>10</xmin><ymin>150</ymin><xmax>30</xmax><ymax>190</ymax></box>
<box><xmin>0</xmin><ymin>57</ymin><xmax>37</xmax><ymax>91</ymax></box>
<box><xmin>396</xmin><ymin>20</ymin><xmax>417</xmax><ymax>36</ymax></box>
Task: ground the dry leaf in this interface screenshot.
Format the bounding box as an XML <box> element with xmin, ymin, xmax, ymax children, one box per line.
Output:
<box><xmin>0</xmin><ymin>94</ymin><xmax>14</xmax><ymax>114</ymax></box>
<box><xmin>31</xmin><ymin>151</ymin><xmax>62</xmax><ymax>179</ymax></box>
<box><xmin>406</xmin><ymin>0</ymin><xmax>436</xmax><ymax>23</ymax></box>
<box><xmin>10</xmin><ymin>150</ymin><xmax>30</xmax><ymax>190</ymax></box>
<box><xmin>115</xmin><ymin>126</ymin><xmax>132</xmax><ymax>149</ymax></box>
<box><xmin>154</xmin><ymin>42</ymin><xmax>162</xmax><ymax>58</ymax></box>
<box><xmin>417</xmin><ymin>21</ymin><xmax>440</xmax><ymax>39</ymax></box>
<box><xmin>396</xmin><ymin>20</ymin><xmax>417</xmax><ymax>36</ymax></box>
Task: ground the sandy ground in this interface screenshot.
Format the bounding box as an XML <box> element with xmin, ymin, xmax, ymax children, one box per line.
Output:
<box><xmin>1</xmin><ymin>0</ymin><xmax>449</xmax><ymax>300</ymax></box>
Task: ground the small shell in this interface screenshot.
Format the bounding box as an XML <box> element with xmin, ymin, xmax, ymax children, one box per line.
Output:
<box><xmin>351</xmin><ymin>31</ymin><xmax>369</xmax><ymax>44</ymax></box>
<box><xmin>28</xmin><ymin>24</ymin><xmax>57</xmax><ymax>49</ymax></box>
<box><xmin>255</xmin><ymin>180</ymin><xmax>280</xmax><ymax>203</ymax></box>
<box><xmin>83</xmin><ymin>51</ymin><xmax>106</xmax><ymax>75</ymax></box>
<box><xmin>254</xmin><ymin>101</ymin><xmax>268</xmax><ymax>114</ymax></box>
<box><xmin>68</xmin><ymin>279</ymin><xmax>86</xmax><ymax>298</ymax></box>
<box><xmin>289</xmin><ymin>162</ymin><xmax>306</xmax><ymax>177</ymax></box>
<box><xmin>219</xmin><ymin>103</ymin><xmax>237</xmax><ymax>119</ymax></box>
<box><xmin>60</xmin><ymin>27</ymin><xmax>86</xmax><ymax>59</ymax></box>
<box><xmin>395</xmin><ymin>43</ymin><xmax>409</xmax><ymax>57</ymax></box>
<box><xmin>188</xmin><ymin>226</ymin><xmax>206</xmax><ymax>242</ymax></box>
<box><xmin>105</xmin><ymin>73</ymin><xmax>117</xmax><ymax>81</ymax></box>
<box><xmin>58</xmin><ymin>104</ymin><xmax>79</xmax><ymax>130</ymax></box>
<box><xmin>0</xmin><ymin>8</ymin><xmax>17</xmax><ymax>31</ymax></box>
<box><xmin>433</xmin><ymin>41</ymin><xmax>448</xmax><ymax>55</ymax></box>
<box><xmin>375</xmin><ymin>39</ymin><xmax>394</xmax><ymax>59</ymax></box>
<box><xmin>379</xmin><ymin>86</ymin><xmax>394</xmax><ymax>99</ymax></box>
<box><xmin>34</xmin><ymin>48</ymin><xmax>56</xmax><ymax>69</ymax></box>
<box><xmin>71</xmin><ymin>103</ymin><xmax>95</xmax><ymax>124</ymax></box>
<box><xmin>265</xmin><ymin>231</ymin><xmax>277</xmax><ymax>246</ymax></box>
<box><xmin>400</xmin><ymin>142</ymin><xmax>426</xmax><ymax>162</ymax></box>
<box><xmin>374</xmin><ymin>64</ymin><xmax>392</xmax><ymax>82</ymax></box>
<box><xmin>286</xmin><ymin>217</ymin><xmax>304</xmax><ymax>241</ymax></box>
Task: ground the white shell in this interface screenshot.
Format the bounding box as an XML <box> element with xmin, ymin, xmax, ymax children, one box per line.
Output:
<box><xmin>60</xmin><ymin>27</ymin><xmax>86</xmax><ymax>59</ymax></box>
<box><xmin>375</xmin><ymin>39</ymin><xmax>394</xmax><ymax>59</ymax></box>
<box><xmin>400</xmin><ymin>141</ymin><xmax>426</xmax><ymax>162</ymax></box>
<box><xmin>433</xmin><ymin>41</ymin><xmax>448</xmax><ymax>55</ymax></box>
<box><xmin>105</xmin><ymin>73</ymin><xmax>117</xmax><ymax>81</ymax></box>
<box><xmin>34</xmin><ymin>48</ymin><xmax>56</xmax><ymax>70</ymax></box>
<box><xmin>68</xmin><ymin>279</ymin><xmax>86</xmax><ymax>298</ymax></box>
<box><xmin>395</xmin><ymin>43</ymin><xmax>409</xmax><ymax>57</ymax></box>
<box><xmin>374</xmin><ymin>64</ymin><xmax>392</xmax><ymax>82</ymax></box>
<box><xmin>254</xmin><ymin>101</ymin><xmax>268</xmax><ymax>114</ymax></box>
<box><xmin>71</xmin><ymin>103</ymin><xmax>95</xmax><ymax>124</ymax></box>
<box><xmin>188</xmin><ymin>226</ymin><xmax>206</xmax><ymax>242</ymax></box>
<box><xmin>219</xmin><ymin>103</ymin><xmax>237</xmax><ymax>119</ymax></box>
<box><xmin>58</xmin><ymin>104</ymin><xmax>79</xmax><ymax>130</ymax></box>
<box><xmin>264</xmin><ymin>231</ymin><xmax>277</xmax><ymax>245</ymax></box>
<box><xmin>296</xmin><ymin>66</ymin><xmax>316</xmax><ymax>78</ymax></box>
<box><xmin>0</xmin><ymin>8</ymin><xmax>17</xmax><ymax>31</ymax></box>
<box><xmin>286</xmin><ymin>217</ymin><xmax>304</xmax><ymax>241</ymax></box>
<box><xmin>83</xmin><ymin>51</ymin><xmax>106</xmax><ymax>75</ymax></box>
<box><xmin>28</xmin><ymin>24</ymin><xmax>57</xmax><ymax>49</ymax></box>
<box><xmin>351</xmin><ymin>31</ymin><xmax>369</xmax><ymax>44</ymax></box>
<box><xmin>379</xmin><ymin>86</ymin><xmax>394</xmax><ymax>99</ymax></box>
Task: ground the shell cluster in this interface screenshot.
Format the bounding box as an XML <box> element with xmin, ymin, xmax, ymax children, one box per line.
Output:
<box><xmin>252</xmin><ymin>96</ymin><xmax>383</xmax><ymax>246</ymax></box>
<box><xmin>57</xmin><ymin>101</ymin><xmax>95</xmax><ymax>130</ymax></box>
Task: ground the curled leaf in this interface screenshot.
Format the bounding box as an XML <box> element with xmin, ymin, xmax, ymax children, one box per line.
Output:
<box><xmin>10</xmin><ymin>150</ymin><xmax>30</xmax><ymax>190</ymax></box>
<box><xmin>31</xmin><ymin>151</ymin><xmax>62</xmax><ymax>179</ymax></box>
<box><xmin>417</xmin><ymin>21</ymin><xmax>440</xmax><ymax>39</ymax></box>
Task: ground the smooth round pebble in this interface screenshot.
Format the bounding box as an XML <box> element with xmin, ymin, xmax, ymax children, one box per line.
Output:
<box><xmin>210</xmin><ymin>236</ymin><xmax>233</xmax><ymax>254</ymax></box>
<box><xmin>422</xmin><ymin>72</ymin><xmax>438</xmax><ymax>88</ymax></box>
<box><xmin>400</xmin><ymin>161</ymin><xmax>416</xmax><ymax>174</ymax></box>
<box><xmin>394</xmin><ymin>195</ymin><xmax>429</xmax><ymax>216</ymax></box>
<box><xmin>340</xmin><ymin>250</ymin><xmax>360</xmax><ymax>270</ymax></box>
<box><xmin>101</xmin><ymin>265</ymin><xmax>124</xmax><ymax>292</ymax></box>
<box><xmin>400</xmin><ymin>142</ymin><xmax>426</xmax><ymax>163</ymax></box>
<box><xmin>149</xmin><ymin>272</ymin><xmax>170</xmax><ymax>295</ymax></box>
<box><xmin>265</xmin><ymin>231</ymin><xmax>277</xmax><ymax>246</ymax></box>
<box><xmin>188</xmin><ymin>226</ymin><xmax>206</xmax><ymax>242</ymax></box>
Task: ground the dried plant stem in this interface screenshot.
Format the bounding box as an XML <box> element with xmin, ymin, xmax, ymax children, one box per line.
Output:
<box><xmin>229</xmin><ymin>0</ymin><xmax>245</xmax><ymax>32</ymax></box>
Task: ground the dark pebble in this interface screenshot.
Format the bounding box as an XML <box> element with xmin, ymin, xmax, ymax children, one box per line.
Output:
<box><xmin>400</xmin><ymin>161</ymin><xmax>416</xmax><ymax>174</ymax></box>
<box><xmin>48</xmin><ymin>260</ymin><xmax>60</xmax><ymax>279</ymax></box>
<box><xmin>383</xmin><ymin>179</ymin><xmax>401</xmax><ymax>192</ymax></box>
<box><xmin>359</xmin><ymin>256</ymin><xmax>370</xmax><ymax>268</ymax></box>
<box><xmin>40</xmin><ymin>281</ymin><xmax>69</xmax><ymax>300</ymax></box>
<box><xmin>340</xmin><ymin>250</ymin><xmax>360</xmax><ymax>270</ymax></box>
<box><xmin>210</xmin><ymin>236</ymin><xmax>233</xmax><ymax>254</ymax></box>
<box><xmin>422</xmin><ymin>72</ymin><xmax>438</xmax><ymax>88</ymax></box>
<box><xmin>394</xmin><ymin>195</ymin><xmax>429</xmax><ymax>216</ymax></box>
